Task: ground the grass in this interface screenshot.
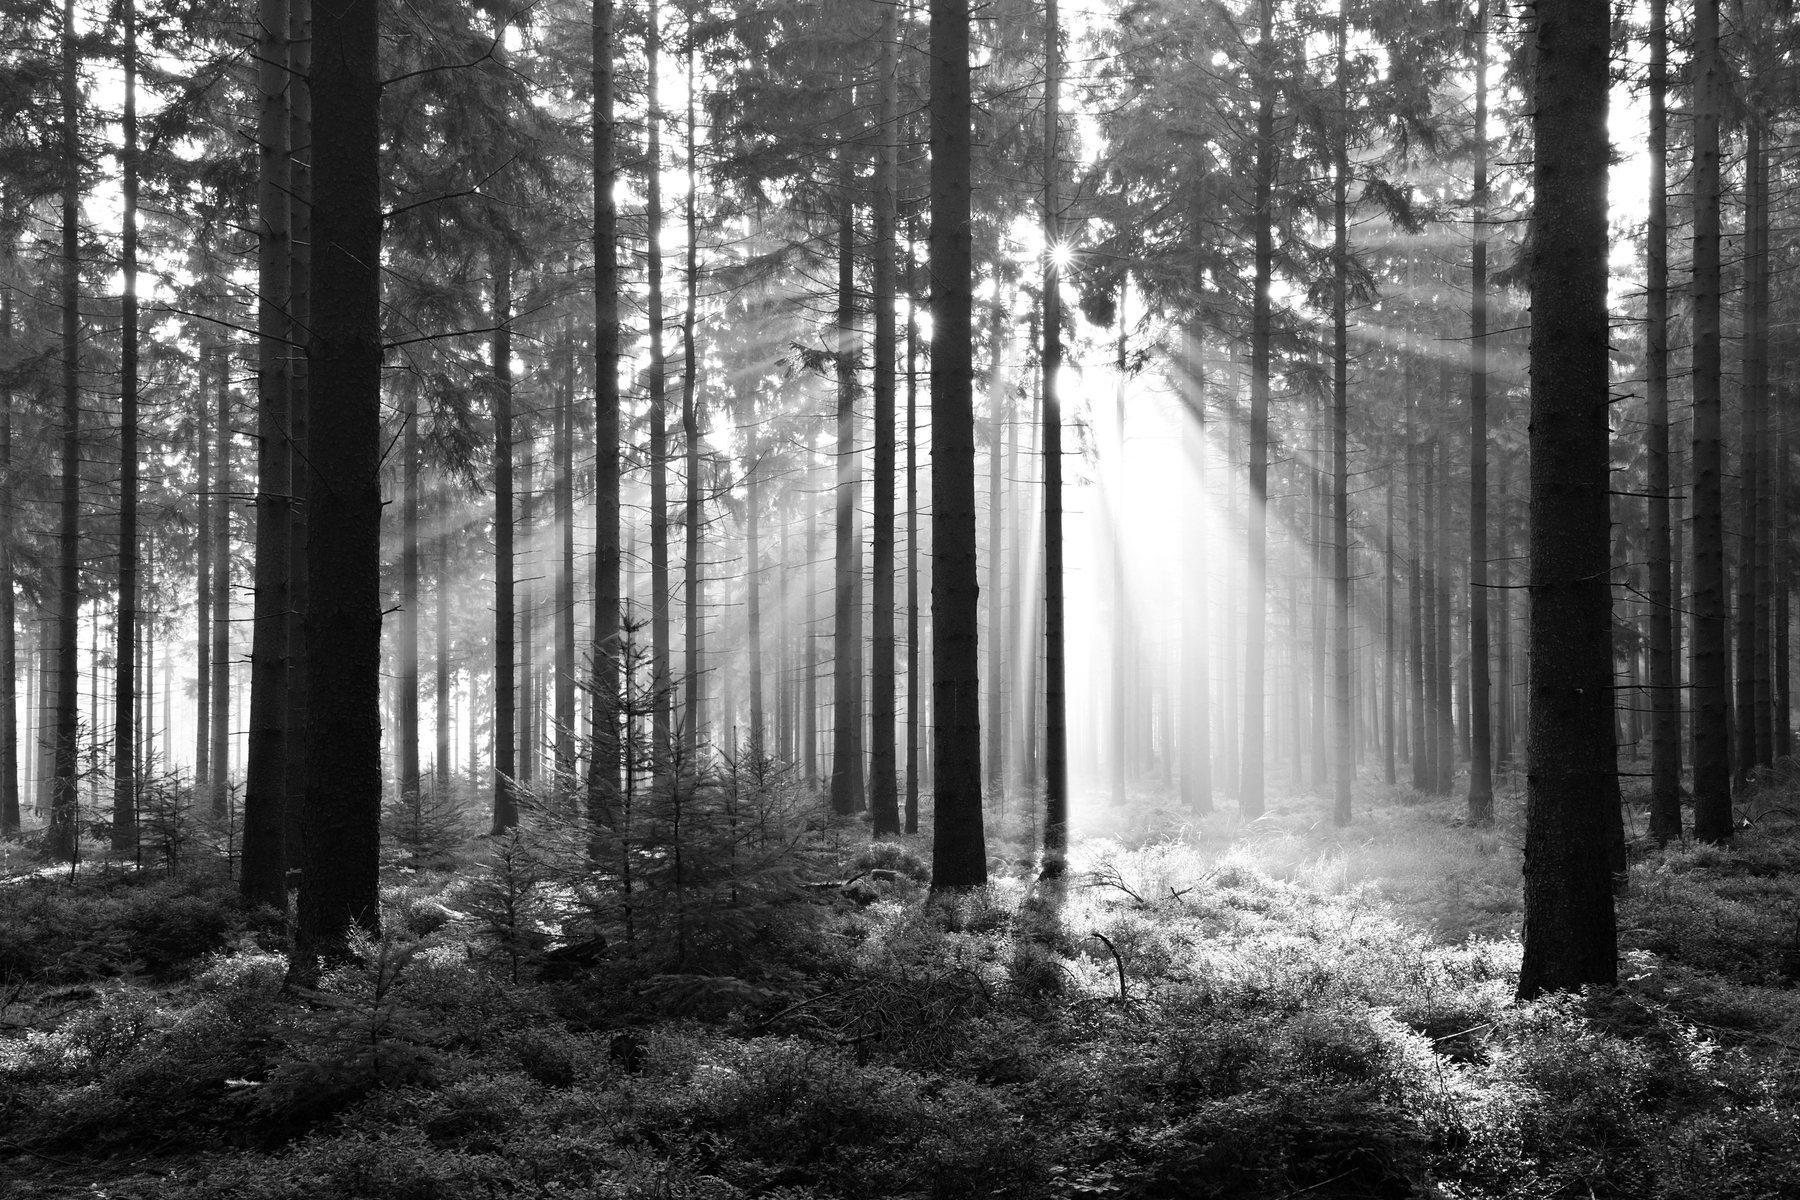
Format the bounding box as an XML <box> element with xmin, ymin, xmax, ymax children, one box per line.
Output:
<box><xmin>2</xmin><ymin>777</ymin><xmax>1798</xmax><ymax>1199</ymax></box>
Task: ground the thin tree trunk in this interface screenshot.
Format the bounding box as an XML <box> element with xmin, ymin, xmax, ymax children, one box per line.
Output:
<box><xmin>646</xmin><ymin>9</ymin><xmax>671</xmax><ymax>778</ymax></box>
<box><xmin>805</xmin><ymin>483</ymin><xmax>818</xmax><ymax>786</ymax></box>
<box><xmin>743</xmin><ymin>387</ymin><xmax>764</xmax><ymax>752</ymax></box>
<box><xmin>1517</xmin><ymin>0</ymin><xmax>1618</xmax><ymax>999</ymax></box>
<box><xmin>211</xmin><ymin>372</ymin><xmax>230</xmax><ymax>817</ymax></box>
<box><xmin>1183</xmin><ymin>321</ymin><xmax>1212</xmax><ymax>813</ymax></box>
<box><xmin>1734</xmin><ymin>124</ymin><xmax>1761</xmax><ymax>785</ymax></box>
<box><xmin>285</xmin><ymin>0</ymin><xmax>311</xmax><ymax>880</ymax></box>
<box><xmin>1240</xmin><ymin>0</ymin><xmax>1276</xmax><ymax>819</ymax></box>
<box><xmin>1041</xmin><ymin>0</ymin><xmax>1068</xmax><ymax>871</ymax></box>
<box><xmin>1384</xmin><ymin>464</ymin><xmax>1396</xmax><ymax>786</ymax></box>
<box><xmin>1466</xmin><ymin>0</ymin><xmax>1493</xmax><ymax>821</ymax></box>
<box><xmin>197</xmin><ymin>355</ymin><xmax>213</xmax><ymax>797</ymax></box>
<box><xmin>929</xmin><ymin>0</ymin><xmax>986</xmax><ymax>887</ymax></box>
<box><xmin>243</xmin><ymin>0</ymin><xmax>291</xmax><ymax>902</ymax></box>
<box><xmin>49</xmin><ymin>0</ymin><xmax>82</xmax><ymax>864</ymax></box>
<box><xmin>869</xmin><ymin>0</ymin><xmax>900</xmax><ymax>835</ymax></box>
<box><xmin>492</xmin><ymin>253</ymin><xmax>517</xmax><ymax>831</ymax></box>
<box><xmin>830</xmin><ymin>189</ymin><xmax>865</xmax><ymax>814</ymax></box>
<box><xmin>681</xmin><ymin>42</ymin><xmax>703</xmax><ymax>764</ymax></box>
<box><xmin>1331</xmin><ymin>1</ymin><xmax>1351</xmax><ymax>826</ymax></box>
<box><xmin>1749</xmin><ymin>135</ymin><xmax>1772</xmax><ymax>768</ymax></box>
<box><xmin>1645</xmin><ymin>0</ymin><xmax>1679</xmax><ymax>839</ymax></box>
<box><xmin>1435</xmin><ymin>435</ymin><xmax>1454</xmax><ymax>794</ymax></box>
<box><xmin>985</xmin><ymin>296</ymin><xmax>1006</xmax><ymax>806</ymax></box>
<box><xmin>0</xmin><ymin>284</ymin><xmax>15</xmax><ymax>835</ymax></box>
<box><xmin>905</xmin><ymin>219</ymin><xmax>922</xmax><ymax>836</ymax></box>
<box><xmin>1690</xmin><ymin>0</ymin><xmax>1731</xmax><ymax>842</ymax></box>
<box><xmin>555</xmin><ymin>330</ymin><xmax>575</xmax><ymax>784</ymax></box>
<box><xmin>519</xmin><ymin>429</ymin><xmax>535</xmax><ymax>789</ymax></box>
<box><xmin>110</xmin><ymin>0</ymin><xmax>144</xmax><ymax>853</ymax></box>
<box><xmin>436</xmin><ymin>529</ymin><xmax>450</xmax><ymax>793</ymax></box>
<box><xmin>291</xmin><ymin>0</ymin><xmax>382</xmax><ymax>972</ymax></box>
<box><xmin>589</xmin><ymin>0</ymin><xmax>620</xmax><ymax>839</ymax></box>
<box><xmin>399</xmin><ymin>394</ymin><xmax>420</xmax><ymax>805</ymax></box>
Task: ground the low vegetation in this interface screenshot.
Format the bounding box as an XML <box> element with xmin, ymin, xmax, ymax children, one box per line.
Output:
<box><xmin>3</xmin><ymin>778</ymin><xmax>1798</xmax><ymax>1199</ymax></box>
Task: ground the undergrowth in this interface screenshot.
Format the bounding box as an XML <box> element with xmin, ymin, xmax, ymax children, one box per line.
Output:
<box><xmin>3</xmin><ymin>782</ymin><xmax>1798</xmax><ymax>1200</ymax></box>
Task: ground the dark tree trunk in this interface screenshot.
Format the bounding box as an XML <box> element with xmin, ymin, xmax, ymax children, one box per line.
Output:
<box><xmin>830</xmin><ymin>197</ymin><xmax>865</xmax><ymax>814</ymax></box>
<box><xmin>646</xmin><ymin>9</ymin><xmax>671</xmax><ymax>775</ymax></box>
<box><xmin>1517</xmin><ymin>0</ymin><xmax>1618</xmax><ymax>1000</ymax></box>
<box><xmin>1182</xmin><ymin>322</ymin><xmax>1212</xmax><ymax>814</ymax></box>
<box><xmin>1645</xmin><ymin>0</ymin><xmax>1679</xmax><ymax>839</ymax></box>
<box><xmin>743</xmin><ymin>386</ymin><xmax>765</xmax><ymax>751</ymax></box>
<box><xmin>0</xmin><ymin>285</ymin><xmax>15</xmax><ymax>835</ymax></box>
<box><xmin>491</xmin><ymin>254</ymin><xmax>517</xmax><ymax>831</ymax></box>
<box><xmin>291</xmin><ymin>0</ymin><xmax>383</xmax><ymax>972</ymax></box>
<box><xmin>804</xmin><ymin>488</ymin><xmax>818</xmax><ymax>786</ymax></box>
<box><xmin>905</xmin><ymin>220</ymin><xmax>921</xmax><ymax>836</ymax></box>
<box><xmin>555</xmin><ymin>330</ymin><xmax>576</xmax><ymax>782</ymax></box>
<box><xmin>589</xmin><ymin>0</ymin><xmax>621</xmax><ymax>841</ymax></box>
<box><xmin>1435</xmin><ymin>437</ymin><xmax>1454</xmax><ymax>794</ymax></box>
<box><xmin>1240</xmin><ymin>0</ymin><xmax>1276</xmax><ymax>819</ymax></box>
<box><xmin>1690</xmin><ymin>0</ymin><xmax>1730</xmax><ymax>843</ymax></box>
<box><xmin>1749</xmin><ymin>134</ymin><xmax>1773</xmax><ymax>769</ymax></box>
<box><xmin>243</xmin><ymin>0</ymin><xmax>291</xmax><ymax>903</ymax></box>
<box><xmin>1733</xmin><ymin>124</ymin><xmax>1761</xmax><ymax>786</ymax></box>
<box><xmin>436</xmin><ymin>530</ymin><xmax>450</xmax><ymax>793</ymax></box>
<box><xmin>49</xmin><ymin>0</ymin><xmax>82</xmax><ymax>864</ymax></box>
<box><xmin>985</xmin><ymin>296</ymin><xmax>1006</xmax><ymax>806</ymax></box>
<box><xmin>681</xmin><ymin>48</ymin><xmax>703</xmax><ymax>764</ymax></box>
<box><xmin>1041</xmin><ymin>0</ymin><xmax>1068</xmax><ymax>872</ymax></box>
<box><xmin>285</xmin><ymin>0</ymin><xmax>311</xmax><ymax>880</ymax></box>
<box><xmin>211</xmin><ymin>371</ymin><xmax>230</xmax><ymax>818</ymax></box>
<box><xmin>519</xmin><ymin>427</ymin><xmax>535</xmax><ymax>789</ymax></box>
<box><xmin>399</xmin><ymin>395</ymin><xmax>420</xmax><ymax>802</ymax></box>
<box><xmin>1331</xmin><ymin>6</ymin><xmax>1351</xmax><ymax>826</ymax></box>
<box><xmin>1384</xmin><ymin>464</ymin><xmax>1396</xmax><ymax>786</ymax></box>
<box><xmin>111</xmin><ymin>0</ymin><xmax>142</xmax><ymax>855</ymax></box>
<box><xmin>1466</xmin><ymin>0</ymin><xmax>1493</xmax><ymax>823</ymax></box>
<box><xmin>1408</xmin><ymin>385</ymin><xmax>1425</xmax><ymax>792</ymax></box>
<box><xmin>197</xmin><ymin>357</ymin><xmax>213</xmax><ymax>798</ymax></box>
<box><xmin>869</xmin><ymin>0</ymin><xmax>900</xmax><ymax>836</ymax></box>
<box><xmin>929</xmin><ymin>0</ymin><xmax>986</xmax><ymax>888</ymax></box>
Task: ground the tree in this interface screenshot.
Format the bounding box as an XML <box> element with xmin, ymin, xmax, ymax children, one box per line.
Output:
<box><xmin>588</xmin><ymin>0</ymin><xmax>622</xmax><ymax>847</ymax></box>
<box><xmin>1040</xmin><ymin>0</ymin><xmax>1068</xmax><ymax>875</ymax></box>
<box><xmin>929</xmin><ymin>0</ymin><xmax>986</xmax><ymax>889</ymax></box>
<box><xmin>1516</xmin><ymin>0</ymin><xmax>1617</xmax><ymax>1000</ymax></box>
<box><xmin>1465</xmin><ymin>0</ymin><xmax>1493</xmax><ymax>824</ymax></box>
<box><xmin>243</xmin><ymin>0</ymin><xmax>293</xmax><ymax>907</ymax></box>
<box><xmin>868</xmin><ymin>0</ymin><xmax>901</xmax><ymax>837</ymax></box>
<box><xmin>48</xmin><ymin>0</ymin><xmax>81</xmax><ymax>865</ymax></box>
<box><xmin>110</xmin><ymin>0</ymin><xmax>141</xmax><ymax>856</ymax></box>
<box><xmin>1690</xmin><ymin>0</ymin><xmax>1731</xmax><ymax>844</ymax></box>
<box><xmin>1644</xmin><ymin>0</ymin><xmax>1679</xmax><ymax>841</ymax></box>
<box><xmin>291</xmin><ymin>0</ymin><xmax>383</xmax><ymax>974</ymax></box>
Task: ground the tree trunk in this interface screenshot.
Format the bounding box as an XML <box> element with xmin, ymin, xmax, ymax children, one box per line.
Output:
<box><xmin>1435</xmin><ymin>436</ymin><xmax>1454</xmax><ymax>794</ymax></box>
<box><xmin>589</xmin><ymin>0</ymin><xmax>621</xmax><ymax>840</ymax></box>
<box><xmin>830</xmin><ymin>194</ymin><xmax>865</xmax><ymax>815</ymax></box>
<box><xmin>1240</xmin><ymin>0</ymin><xmax>1276</xmax><ymax>820</ymax></box>
<box><xmin>928</xmin><ymin>0</ymin><xmax>986</xmax><ymax>887</ymax></box>
<box><xmin>869</xmin><ymin>0</ymin><xmax>900</xmax><ymax>835</ymax></box>
<box><xmin>1517</xmin><ymin>0</ymin><xmax>1618</xmax><ymax>1000</ymax></box>
<box><xmin>1733</xmin><ymin>122</ymin><xmax>1761</xmax><ymax>786</ymax></box>
<box><xmin>743</xmin><ymin>387</ymin><xmax>765</xmax><ymax>752</ymax></box>
<box><xmin>1183</xmin><ymin>322</ymin><xmax>1212</xmax><ymax>813</ymax></box>
<box><xmin>1749</xmin><ymin>134</ymin><xmax>1773</xmax><ymax>769</ymax></box>
<box><xmin>1384</xmin><ymin>464</ymin><xmax>1395</xmax><ymax>786</ymax></box>
<box><xmin>1466</xmin><ymin>0</ymin><xmax>1493</xmax><ymax>822</ymax></box>
<box><xmin>681</xmin><ymin>44</ymin><xmax>704</xmax><ymax>764</ymax></box>
<box><xmin>211</xmin><ymin>369</ymin><xmax>231</xmax><ymax>817</ymax></box>
<box><xmin>291</xmin><ymin>0</ymin><xmax>382</xmax><ymax>972</ymax></box>
<box><xmin>492</xmin><ymin>253</ymin><xmax>517</xmax><ymax>831</ymax></box>
<box><xmin>804</xmin><ymin>486</ymin><xmax>818</xmax><ymax>786</ymax></box>
<box><xmin>1645</xmin><ymin>0</ymin><xmax>1679</xmax><ymax>839</ymax></box>
<box><xmin>985</xmin><ymin>296</ymin><xmax>1006</xmax><ymax>807</ymax></box>
<box><xmin>1690</xmin><ymin>0</ymin><xmax>1730</xmax><ymax>843</ymax></box>
<box><xmin>556</xmin><ymin>329</ymin><xmax>576</xmax><ymax>783</ymax></box>
<box><xmin>1331</xmin><ymin>2</ymin><xmax>1351</xmax><ymax>826</ymax></box>
<box><xmin>0</xmin><ymin>284</ymin><xmax>15</xmax><ymax>835</ymax></box>
<box><xmin>399</xmin><ymin>394</ymin><xmax>420</xmax><ymax>804</ymax></box>
<box><xmin>1041</xmin><ymin>0</ymin><xmax>1068</xmax><ymax>872</ymax></box>
<box><xmin>285</xmin><ymin>0</ymin><xmax>312</xmax><ymax>880</ymax></box>
<box><xmin>436</xmin><ymin>530</ymin><xmax>450</xmax><ymax>793</ymax></box>
<box><xmin>49</xmin><ymin>0</ymin><xmax>83</xmax><ymax>864</ymax></box>
<box><xmin>519</xmin><ymin>428</ymin><xmax>535</xmax><ymax>790</ymax></box>
<box><xmin>1112</xmin><ymin>307</ymin><xmax>1128</xmax><ymax>805</ymax></box>
<box><xmin>243</xmin><ymin>0</ymin><xmax>291</xmax><ymax>903</ymax></box>
<box><xmin>646</xmin><ymin>7</ymin><xmax>671</xmax><ymax>778</ymax></box>
<box><xmin>905</xmin><ymin>219</ymin><xmax>922</xmax><ymax>836</ymax></box>
<box><xmin>110</xmin><ymin>0</ymin><xmax>144</xmax><ymax>854</ymax></box>
<box><xmin>197</xmin><ymin>354</ymin><xmax>214</xmax><ymax>798</ymax></box>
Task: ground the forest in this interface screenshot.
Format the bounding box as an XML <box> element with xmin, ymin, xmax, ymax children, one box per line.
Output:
<box><xmin>2</xmin><ymin>0</ymin><xmax>1799</xmax><ymax>1194</ymax></box>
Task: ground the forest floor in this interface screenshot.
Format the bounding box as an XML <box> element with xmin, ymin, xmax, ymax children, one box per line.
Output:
<box><xmin>3</xmin><ymin>775</ymin><xmax>1799</xmax><ymax>1199</ymax></box>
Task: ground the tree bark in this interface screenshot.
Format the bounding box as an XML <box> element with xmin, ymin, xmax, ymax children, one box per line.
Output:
<box><xmin>399</xmin><ymin>395</ymin><xmax>420</xmax><ymax>803</ymax></box>
<box><xmin>110</xmin><ymin>0</ymin><xmax>143</xmax><ymax>855</ymax></box>
<box><xmin>1240</xmin><ymin>0</ymin><xmax>1276</xmax><ymax>820</ymax></box>
<box><xmin>1041</xmin><ymin>0</ymin><xmax>1068</xmax><ymax>872</ymax></box>
<box><xmin>681</xmin><ymin>43</ymin><xmax>703</xmax><ymax>765</ymax></box>
<box><xmin>243</xmin><ymin>0</ymin><xmax>291</xmax><ymax>903</ymax></box>
<box><xmin>1645</xmin><ymin>0</ymin><xmax>1679</xmax><ymax>839</ymax></box>
<box><xmin>49</xmin><ymin>0</ymin><xmax>82</xmax><ymax>864</ymax></box>
<box><xmin>491</xmin><ymin>253</ymin><xmax>517</xmax><ymax>831</ymax></box>
<box><xmin>1690</xmin><ymin>0</ymin><xmax>1731</xmax><ymax>843</ymax></box>
<box><xmin>1332</xmin><ymin>7</ymin><xmax>1351</xmax><ymax>825</ymax></box>
<box><xmin>1517</xmin><ymin>0</ymin><xmax>1618</xmax><ymax>1000</ymax></box>
<box><xmin>211</xmin><ymin>368</ymin><xmax>230</xmax><ymax>818</ymax></box>
<box><xmin>646</xmin><ymin>8</ymin><xmax>671</xmax><ymax>778</ymax></box>
<box><xmin>589</xmin><ymin>0</ymin><xmax>621</xmax><ymax>841</ymax></box>
<box><xmin>869</xmin><ymin>0</ymin><xmax>900</xmax><ymax>836</ymax></box>
<box><xmin>291</xmin><ymin>0</ymin><xmax>382</xmax><ymax>972</ymax></box>
<box><xmin>985</xmin><ymin>295</ymin><xmax>1006</xmax><ymax>807</ymax></box>
<box><xmin>830</xmin><ymin>194</ymin><xmax>865</xmax><ymax>814</ymax></box>
<box><xmin>1466</xmin><ymin>0</ymin><xmax>1493</xmax><ymax>822</ymax></box>
<box><xmin>905</xmin><ymin>219</ymin><xmax>922</xmax><ymax>836</ymax></box>
<box><xmin>285</xmin><ymin>0</ymin><xmax>311</xmax><ymax>880</ymax></box>
<box><xmin>1182</xmin><ymin>322</ymin><xmax>1212</xmax><ymax>814</ymax></box>
<box><xmin>555</xmin><ymin>329</ymin><xmax>576</xmax><ymax>783</ymax></box>
<box><xmin>0</xmin><ymin>284</ymin><xmax>15</xmax><ymax>835</ymax></box>
<box><xmin>928</xmin><ymin>0</ymin><xmax>986</xmax><ymax>888</ymax></box>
